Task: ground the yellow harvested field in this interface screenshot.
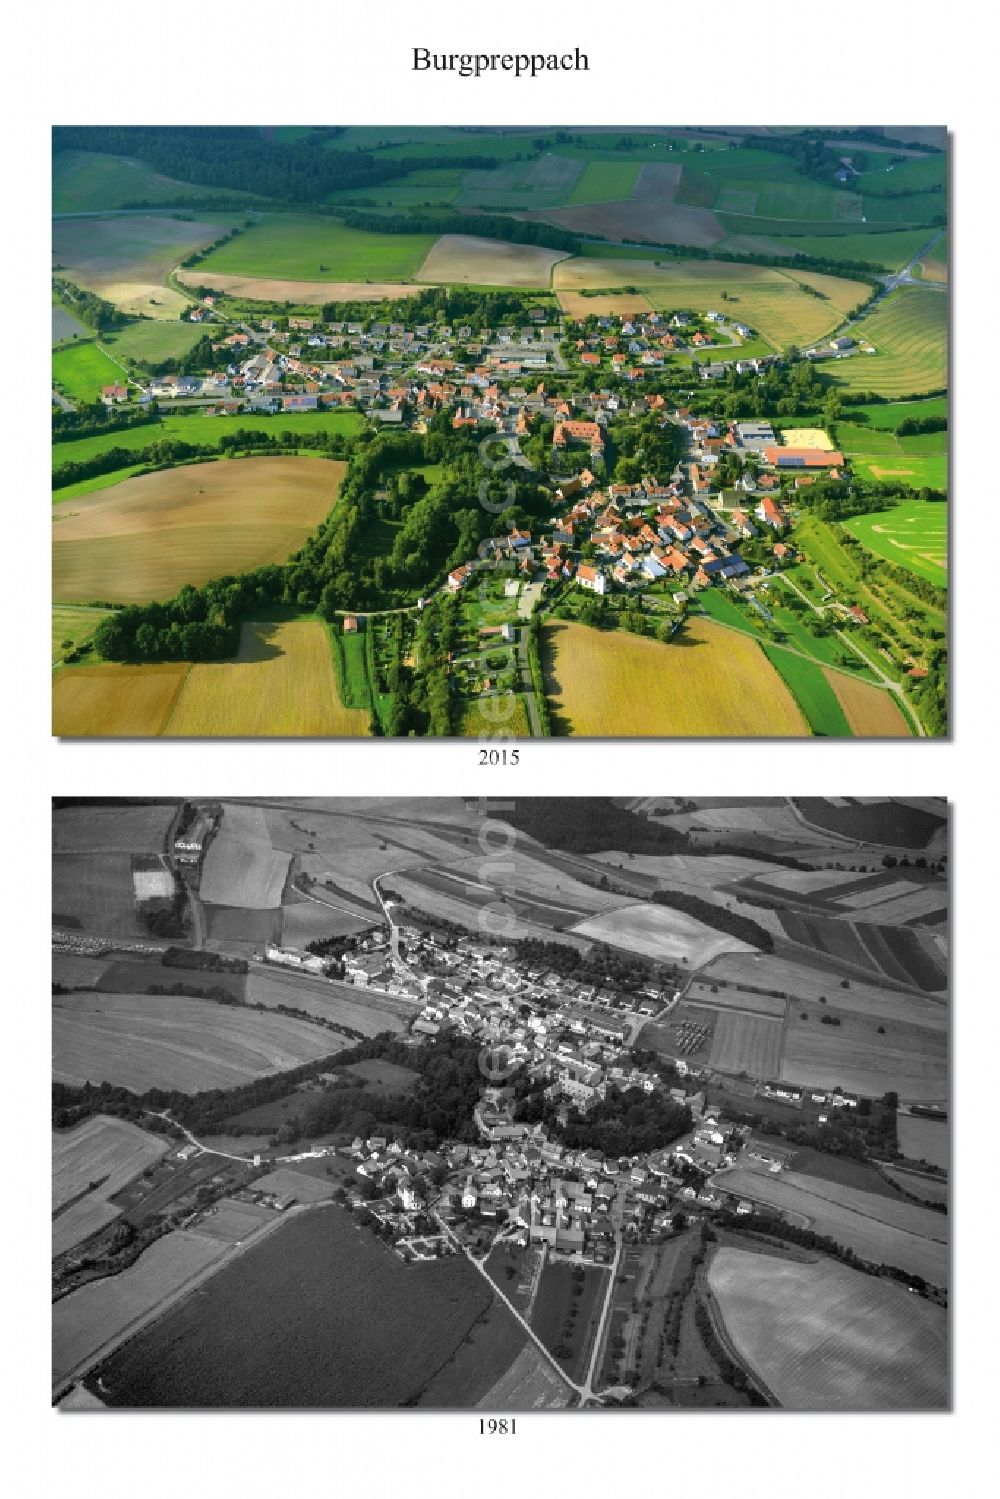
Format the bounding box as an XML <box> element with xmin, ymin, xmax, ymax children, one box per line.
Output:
<box><xmin>201</xmin><ymin>801</ymin><xmax>291</xmax><ymax>908</ymax></box>
<box><xmin>55</xmin><ymin>620</ymin><xmax>367</xmax><ymax>738</ymax></box>
<box><xmin>164</xmin><ymin>619</ymin><xmax>368</xmax><ymax>737</ymax></box>
<box><xmin>53</xmin><ymin>1228</ymin><xmax>228</xmax><ymax>1385</ymax></box>
<box><xmin>707</xmin><ymin>1011</ymin><xmax>783</xmax><ymax>1076</ymax></box>
<box><xmin>176</xmin><ymin>269</ymin><xmax>423</xmax><ymax>303</ymax></box>
<box><xmin>571</xmin><ymin>902</ymin><xmax>753</xmax><ymax>966</ymax></box>
<box><xmin>52</xmin><ymin>991</ymin><xmax>337</xmax><ymax>1092</ymax></box>
<box><xmin>552</xmin><ymin>259</ymin><xmax>868</xmax><ymax>348</ymax></box>
<box><xmin>823</xmin><ymin>671</ymin><xmax>911</xmax><ymax>737</ymax></box>
<box><xmin>708</xmin><ymin>1247</ymin><xmax>947</xmax><ymax>1409</ymax></box>
<box><xmin>53</xmin><ymin>662</ymin><xmax>189</xmax><ymax>737</ymax></box>
<box><xmin>53</xmin><ymin>215</ymin><xmax>228</xmax><ymax>318</ymax></box>
<box><xmin>779</xmin><ymin>427</ymin><xmax>835</xmax><ymax>450</ymax></box>
<box><xmin>53</xmin><ymin>457</ymin><xmax>345</xmax><ymax>604</ymax></box>
<box><xmin>557</xmin><ymin>289</ymin><xmax>654</xmax><ymax>318</ymax></box>
<box><xmin>543</xmin><ymin>618</ymin><xmax>807</xmax><ymax>737</ymax></box>
<box><xmin>416</xmin><ymin>234</ymin><xmax>571</xmax><ymax>288</ymax></box>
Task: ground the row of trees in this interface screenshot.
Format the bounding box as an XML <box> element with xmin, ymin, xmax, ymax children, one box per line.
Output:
<box><xmin>53</xmin><ymin>277</ymin><xmax>127</xmax><ymax>333</ymax></box>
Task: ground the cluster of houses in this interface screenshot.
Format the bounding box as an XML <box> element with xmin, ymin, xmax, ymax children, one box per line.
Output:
<box><xmin>569</xmin><ymin>307</ymin><xmax>767</xmax><ymax>386</ymax></box>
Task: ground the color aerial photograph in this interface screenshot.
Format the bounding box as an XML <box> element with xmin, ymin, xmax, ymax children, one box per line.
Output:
<box><xmin>51</xmin><ymin>127</ymin><xmax>948</xmax><ymax>738</ymax></box>
<box><xmin>52</xmin><ymin>795</ymin><xmax>949</xmax><ymax>1410</ymax></box>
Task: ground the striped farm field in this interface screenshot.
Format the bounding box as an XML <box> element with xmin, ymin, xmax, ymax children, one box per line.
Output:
<box><xmin>707</xmin><ymin>1011</ymin><xmax>783</xmax><ymax>1077</ymax></box>
<box><xmin>52</xmin><ymin>990</ymin><xmax>337</xmax><ymax>1093</ymax></box>
<box><xmin>571</xmin><ymin>902</ymin><xmax>754</xmax><ymax>966</ymax></box>
<box><xmin>53</xmin><ymin>457</ymin><xmax>345</xmax><ymax>605</ymax></box>
<box><xmin>542</xmin><ymin>618</ymin><xmax>808</xmax><ymax>737</ymax></box>
<box><xmin>829</xmin><ymin>286</ymin><xmax>947</xmax><ymax>396</ymax></box>
<box><xmin>708</xmin><ymin>1248</ymin><xmax>947</xmax><ymax>1409</ymax></box>
<box><xmin>712</xmin><ymin>1168</ymin><xmax>948</xmax><ymax>1286</ymax></box>
<box><xmin>822</xmin><ymin>672</ymin><xmax>913</xmax><ymax>737</ymax></box>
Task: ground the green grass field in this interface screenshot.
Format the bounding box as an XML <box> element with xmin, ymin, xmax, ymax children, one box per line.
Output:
<box><xmin>835</xmin><ymin>421</ymin><xmax>946</xmax><ymax>489</ymax></box>
<box><xmin>843</xmin><ymin>501</ymin><xmax>947</xmax><ymax>587</ymax></box>
<box><xmin>830</xmin><ymin>286</ymin><xmax>947</xmax><ymax>397</ymax></box>
<box><xmin>761</xmin><ymin>644</ymin><xmax>852</xmax><ymax>736</ymax></box>
<box><xmin>567</xmin><ymin>160</ymin><xmax>641</xmax><ymax>205</ymax></box>
<box><xmin>843</xmin><ymin>397</ymin><xmax>947</xmax><ymax>428</ymax></box>
<box><xmin>196</xmin><ymin>213</ymin><xmax>436</xmax><ymax>281</ymax></box>
<box><xmin>717</xmin><ymin>226</ymin><xmax>933</xmax><ymax>270</ymax></box>
<box><xmin>52</xmin><ymin>150</ymin><xmax>242</xmax><ymax>213</ymax></box>
<box><xmin>104</xmin><ymin>321</ymin><xmax>207</xmax><ymax>363</ymax></box>
<box><xmin>52</xmin><ymin>605</ymin><xmax>114</xmax><ymax>667</ymax></box>
<box><xmin>53</xmin><ymin>409</ymin><xmax>364</xmax><ymax>480</ymax></box>
<box><xmin>698</xmin><ymin>585</ymin><xmax>876</xmax><ymax>681</ymax></box>
<box><xmin>52</xmin><ymin>342</ymin><xmax>129</xmax><ymax>402</ymax></box>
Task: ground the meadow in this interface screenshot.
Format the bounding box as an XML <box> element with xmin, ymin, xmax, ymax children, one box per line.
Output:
<box><xmin>53</xmin><ymin>456</ymin><xmax>345</xmax><ymax>604</ymax></box>
<box><xmin>52</xmin><ymin>990</ymin><xmax>337</xmax><ymax>1092</ymax></box>
<box><xmin>53</xmin><ymin>150</ymin><xmax>243</xmax><ymax>213</ymax></box>
<box><xmin>542</xmin><ymin>618</ymin><xmax>808</xmax><ymax>737</ymax></box>
<box><xmin>760</xmin><ymin>646</ymin><xmax>852</xmax><ymax>737</ymax></box>
<box><xmin>195</xmin><ymin>213</ymin><xmax>435</xmax><ymax>281</ymax></box>
<box><xmin>844</xmin><ymin>501</ymin><xmax>947</xmax><ymax>587</ymax></box>
<box><xmin>53</xmin><ymin>409</ymin><xmax>363</xmax><ymax>479</ymax></box>
<box><xmin>566</xmin><ymin>159</ymin><xmax>641</xmax><ymax>204</ymax></box>
<box><xmin>92</xmin><ymin>1206</ymin><xmax>516</xmax><ymax>1408</ymax></box>
<box><xmin>829</xmin><ymin>286</ymin><xmax>947</xmax><ymax>397</ymax></box>
<box><xmin>835</xmin><ymin>421</ymin><xmax>947</xmax><ymax>490</ymax></box>
<box><xmin>708</xmin><ymin>1247</ymin><xmax>947</xmax><ymax>1409</ymax></box>
<box><xmin>103</xmin><ymin>320</ymin><xmax>208</xmax><ymax>362</ymax></box>
<box><xmin>52</xmin><ymin>341</ymin><xmax>127</xmax><ymax>403</ymax></box>
<box><xmin>897</xmin><ymin>1114</ymin><xmax>950</xmax><ymax>1169</ymax></box>
<box><xmin>53</xmin><ymin>605</ymin><xmax>113</xmax><ymax>665</ymax></box>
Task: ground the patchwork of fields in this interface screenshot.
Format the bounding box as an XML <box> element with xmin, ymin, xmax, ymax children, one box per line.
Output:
<box><xmin>53</xmin><ymin>1116</ymin><xmax>170</xmax><ymax>1258</ymax></box>
<box><xmin>553</xmin><ymin>258</ymin><xmax>867</xmax><ymax>348</ymax></box>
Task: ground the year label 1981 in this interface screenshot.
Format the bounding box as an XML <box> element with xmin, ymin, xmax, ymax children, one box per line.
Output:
<box><xmin>479</xmin><ymin>1417</ymin><xmax>516</xmax><ymax>1434</ymax></box>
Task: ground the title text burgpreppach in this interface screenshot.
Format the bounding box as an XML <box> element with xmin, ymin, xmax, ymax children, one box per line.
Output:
<box><xmin>412</xmin><ymin>48</ymin><xmax>589</xmax><ymax>79</ymax></box>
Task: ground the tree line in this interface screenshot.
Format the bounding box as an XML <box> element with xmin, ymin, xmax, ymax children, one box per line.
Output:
<box><xmin>338</xmin><ymin>207</ymin><xmax>581</xmax><ymax>255</ymax></box>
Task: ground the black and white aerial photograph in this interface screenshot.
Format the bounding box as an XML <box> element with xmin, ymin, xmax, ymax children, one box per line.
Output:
<box><xmin>51</xmin><ymin>795</ymin><xmax>949</xmax><ymax>1411</ymax></box>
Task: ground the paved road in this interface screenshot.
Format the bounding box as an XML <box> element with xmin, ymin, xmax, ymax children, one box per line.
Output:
<box><xmin>579</xmin><ymin>1231</ymin><xmax>622</xmax><ymax>1402</ymax></box>
<box><xmin>372</xmin><ymin>872</ymin><xmax>422</xmax><ymax>984</ymax></box>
